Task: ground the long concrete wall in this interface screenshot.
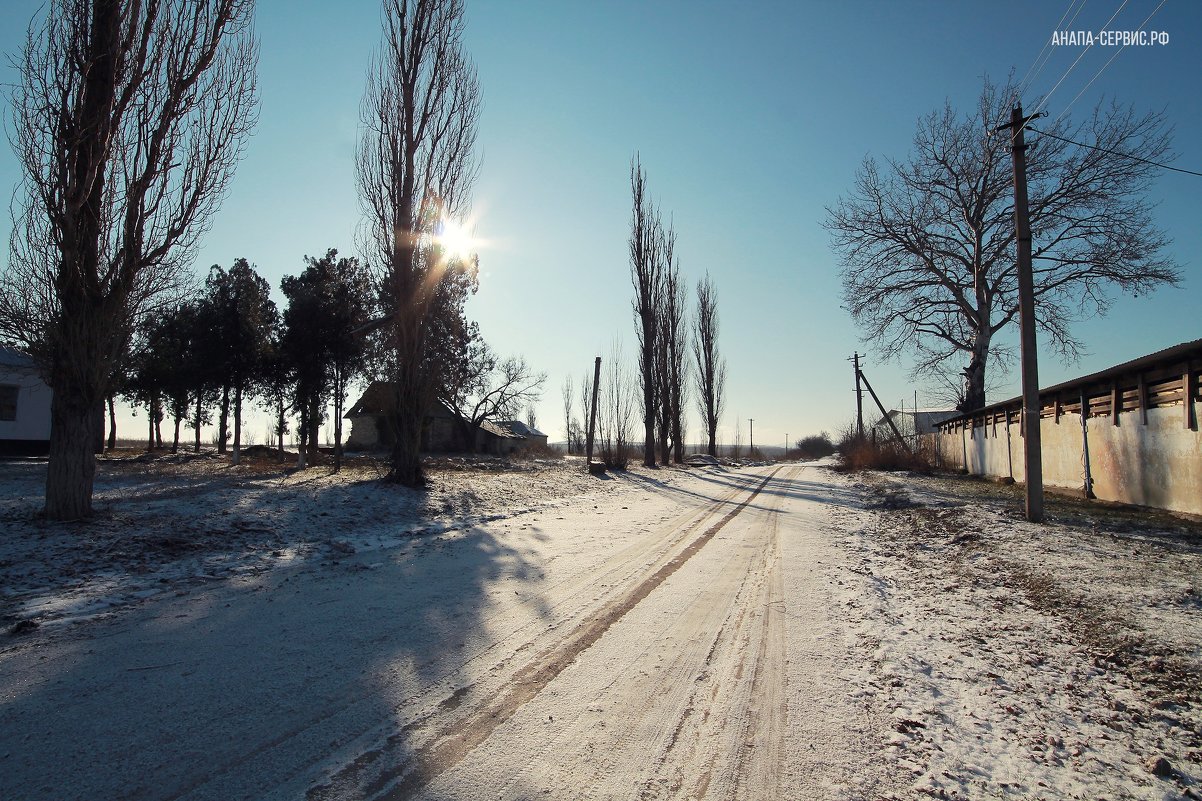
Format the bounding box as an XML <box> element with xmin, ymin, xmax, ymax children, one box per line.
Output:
<box><xmin>930</xmin><ymin>405</ymin><xmax>1202</xmax><ymax>517</ymax></box>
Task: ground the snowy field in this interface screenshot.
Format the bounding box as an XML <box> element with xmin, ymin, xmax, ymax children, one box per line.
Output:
<box><xmin>0</xmin><ymin>453</ymin><xmax>1198</xmax><ymax>800</ymax></box>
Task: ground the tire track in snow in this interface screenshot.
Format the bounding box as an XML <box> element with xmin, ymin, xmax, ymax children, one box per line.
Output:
<box><xmin>309</xmin><ymin>467</ymin><xmax>783</xmax><ymax>801</ymax></box>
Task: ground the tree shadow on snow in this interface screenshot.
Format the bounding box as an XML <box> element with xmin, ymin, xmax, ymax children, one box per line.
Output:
<box><xmin>0</xmin><ymin>475</ymin><xmax>554</xmax><ymax>801</ymax></box>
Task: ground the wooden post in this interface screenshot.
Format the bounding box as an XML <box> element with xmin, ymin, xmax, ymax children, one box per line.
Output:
<box><xmin>1000</xmin><ymin>104</ymin><xmax>1044</xmax><ymax>522</ymax></box>
<box><xmin>1080</xmin><ymin>390</ymin><xmax>1095</xmax><ymax>499</ymax></box>
<box><xmin>585</xmin><ymin>356</ymin><xmax>601</xmax><ymax>469</ymax></box>
<box><xmin>1185</xmin><ymin>367</ymin><xmax>1197</xmax><ymax>431</ymax></box>
<box><xmin>1111</xmin><ymin>382</ymin><xmax>1121</xmax><ymax>425</ymax></box>
<box><xmin>1137</xmin><ymin>373</ymin><xmax>1149</xmax><ymax>426</ymax></box>
<box><xmin>853</xmin><ymin>352</ymin><xmax>864</xmax><ymax>440</ymax></box>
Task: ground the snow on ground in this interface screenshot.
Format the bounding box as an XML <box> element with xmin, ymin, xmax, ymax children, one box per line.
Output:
<box><xmin>0</xmin><ymin>450</ymin><xmax>642</xmax><ymax>634</ymax></box>
<box><xmin>827</xmin><ymin>466</ymin><xmax>1202</xmax><ymax>800</ymax></box>
<box><xmin>1</xmin><ymin>451</ymin><xmax>1199</xmax><ymax>800</ymax></box>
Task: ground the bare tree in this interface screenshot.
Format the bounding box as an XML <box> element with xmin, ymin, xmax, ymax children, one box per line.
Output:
<box><xmin>657</xmin><ymin>228</ymin><xmax>689</xmax><ymax>464</ymax></box>
<box><xmin>629</xmin><ymin>157</ymin><xmax>663</xmax><ymax>468</ymax></box>
<box><xmin>598</xmin><ymin>341</ymin><xmax>634</xmax><ymax>470</ymax></box>
<box><xmin>577</xmin><ymin>368</ymin><xmax>593</xmax><ymax>456</ymax></box>
<box><xmin>357</xmin><ymin>0</ymin><xmax>480</xmax><ymax>486</ymax></box>
<box><xmin>2</xmin><ymin>0</ymin><xmax>258</xmax><ymax>519</ymax></box>
<box><xmin>440</xmin><ymin>345</ymin><xmax>545</xmax><ymax>452</ymax></box>
<box><xmin>692</xmin><ymin>272</ymin><xmax>726</xmax><ymax>457</ymax></box>
<box><xmin>826</xmin><ymin>77</ymin><xmax>1179</xmax><ymax>411</ymax></box>
<box><xmin>560</xmin><ymin>375</ymin><xmax>574</xmax><ymax>454</ymax></box>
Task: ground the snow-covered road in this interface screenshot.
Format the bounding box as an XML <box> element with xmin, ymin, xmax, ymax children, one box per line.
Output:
<box><xmin>0</xmin><ymin>463</ymin><xmax>888</xmax><ymax>800</ymax></box>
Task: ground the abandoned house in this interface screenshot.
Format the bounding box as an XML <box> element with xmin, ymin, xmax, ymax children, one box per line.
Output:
<box><xmin>493</xmin><ymin>420</ymin><xmax>549</xmax><ymax>449</ymax></box>
<box><xmin>345</xmin><ymin>381</ymin><xmax>529</xmax><ymax>456</ymax></box>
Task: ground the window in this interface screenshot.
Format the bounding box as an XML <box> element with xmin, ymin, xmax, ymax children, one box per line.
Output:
<box><xmin>0</xmin><ymin>385</ymin><xmax>17</xmax><ymax>421</ymax></box>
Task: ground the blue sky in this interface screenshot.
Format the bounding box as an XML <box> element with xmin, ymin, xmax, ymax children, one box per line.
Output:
<box><xmin>2</xmin><ymin>1</ymin><xmax>1200</xmax><ymax>449</ymax></box>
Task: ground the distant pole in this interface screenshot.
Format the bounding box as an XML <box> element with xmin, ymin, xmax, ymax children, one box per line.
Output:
<box><xmin>853</xmin><ymin>352</ymin><xmax>865</xmax><ymax>440</ymax></box>
<box><xmin>749</xmin><ymin>418</ymin><xmax>754</xmax><ymax>453</ymax></box>
<box><xmin>584</xmin><ymin>356</ymin><xmax>601</xmax><ymax>469</ymax></box>
<box><xmin>785</xmin><ymin>432</ymin><xmax>788</xmax><ymax>459</ymax></box>
<box><xmin>997</xmin><ymin>105</ymin><xmax>1045</xmax><ymax>523</ymax></box>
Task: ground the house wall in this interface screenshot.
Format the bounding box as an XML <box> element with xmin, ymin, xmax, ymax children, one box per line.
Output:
<box><xmin>930</xmin><ymin>404</ymin><xmax>1202</xmax><ymax>516</ymax></box>
<box><xmin>0</xmin><ymin>364</ymin><xmax>53</xmax><ymax>453</ymax></box>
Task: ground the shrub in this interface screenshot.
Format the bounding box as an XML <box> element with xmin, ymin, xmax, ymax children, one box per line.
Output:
<box><xmin>795</xmin><ymin>433</ymin><xmax>835</xmax><ymax>460</ymax></box>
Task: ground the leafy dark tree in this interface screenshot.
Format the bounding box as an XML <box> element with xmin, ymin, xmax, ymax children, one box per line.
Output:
<box><xmin>1</xmin><ymin>0</ymin><xmax>258</xmax><ymax>520</ymax></box>
<box><xmin>826</xmin><ymin>77</ymin><xmax>1180</xmax><ymax>411</ymax></box>
<box><xmin>288</xmin><ymin>249</ymin><xmax>373</xmax><ymax>471</ymax></box>
<box><xmin>281</xmin><ymin>270</ymin><xmax>329</xmax><ymax>468</ymax></box>
<box><xmin>203</xmin><ymin>260</ymin><xmax>278</xmax><ymax>465</ymax></box>
<box><xmin>357</xmin><ymin>0</ymin><xmax>481</xmax><ymax>487</ymax></box>
<box><xmin>256</xmin><ymin>329</ymin><xmax>294</xmax><ymax>456</ymax></box>
<box><xmin>692</xmin><ymin>273</ymin><xmax>726</xmax><ymax>457</ymax></box>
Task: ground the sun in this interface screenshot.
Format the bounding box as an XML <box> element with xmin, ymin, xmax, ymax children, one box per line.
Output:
<box><xmin>437</xmin><ymin>217</ymin><xmax>477</xmax><ymax>262</ymax></box>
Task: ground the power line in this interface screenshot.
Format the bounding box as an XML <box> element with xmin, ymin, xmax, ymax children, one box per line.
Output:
<box><xmin>1028</xmin><ymin>126</ymin><xmax>1202</xmax><ymax>177</ymax></box>
<box><xmin>1018</xmin><ymin>0</ymin><xmax>1089</xmax><ymax>100</ymax></box>
<box><xmin>1032</xmin><ymin>0</ymin><xmax>1133</xmax><ymax>117</ymax></box>
<box><xmin>1050</xmin><ymin>0</ymin><xmax>1167</xmax><ymax>125</ymax></box>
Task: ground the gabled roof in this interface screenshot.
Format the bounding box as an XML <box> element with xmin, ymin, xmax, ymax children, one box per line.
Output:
<box><xmin>496</xmin><ymin>420</ymin><xmax>546</xmax><ymax>438</ymax></box>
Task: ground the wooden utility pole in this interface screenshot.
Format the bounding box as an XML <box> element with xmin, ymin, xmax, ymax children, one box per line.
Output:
<box><xmin>852</xmin><ymin>352</ymin><xmax>864</xmax><ymax>440</ymax></box>
<box><xmin>584</xmin><ymin>356</ymin><xmax>601</xmax><ymax>469</ymax></box>
<box><xmin>749</xmin><ymin>418</ymin><xmax>754</xmax><ymax>454</ymax></box>
<box><xmin>997</xmin><ymin>105</ymin><xmax>1045</xmax><ymax>522</ymax></box>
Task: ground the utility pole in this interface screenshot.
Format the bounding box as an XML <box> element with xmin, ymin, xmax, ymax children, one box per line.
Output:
<box><xmin>749</xmin><ymin>418</ymin><xmax>754</xmax><ymax>454</ymax></box>
<box><xmin>585</xmin><ymin>356</ymin><xmax>601</xmax><ymax>470</ymax></box>
<box><xmin>851</xmin><ymin>352</ymin><xmax>864</xmax><ymax>440</ymax></box>
<box><xmin>996</xmin><ymin>105</ymin><xmax>1045</xmax><ymax>523</ymax></box>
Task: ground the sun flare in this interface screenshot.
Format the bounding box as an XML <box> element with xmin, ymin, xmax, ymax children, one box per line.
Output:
<box><xmin>437</xmin><ymin>217</ymin><xmax>477</xmax><ymax>262</ymax></box>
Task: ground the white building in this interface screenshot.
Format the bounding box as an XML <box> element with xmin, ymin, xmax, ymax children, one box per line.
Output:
<box><xmin>0</xmin><ymin>346</ymin><xmax>53</xmax><ymax>456</ymax></box>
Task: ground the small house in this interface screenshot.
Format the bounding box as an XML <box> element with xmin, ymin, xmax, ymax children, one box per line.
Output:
<box><xmin>0</xmin><ymin>346</ymin><xmax>53</xmax><ymax>456</ymax></box>
<box><xmin>495</xmin><ymin>420</ymin><xmax>549</xmax><ymax>450</ymax></box>
<box><xmin>345</xmin><ymin>382</ymin><xmax>528</xmax><ymax>455</ymax></box>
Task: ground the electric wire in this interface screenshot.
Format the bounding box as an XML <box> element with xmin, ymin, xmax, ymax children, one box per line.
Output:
<box><xmin>1050</xmin><ymin>0</ymin><xmax>1168</xmax><ymax>126</ymax></box>
<box><xmin>1018</xmin><ymin>0</ymin><xmax>1088</xmax><ymax>101</ymax></box>
<box><xmin>1031</xmin><ymin>0</ymin><xmax>1132</xmax><ymax>117</ymax></box>
<box><xmin>1028</xmin><ymin>126</ymin><xmax>1202</xmax><ymax>177</ymax></box>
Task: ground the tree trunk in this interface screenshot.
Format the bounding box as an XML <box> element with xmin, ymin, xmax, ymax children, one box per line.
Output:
<box><xmin>218</xmin><ymin>384</ymin><xmax>229</xmax><ymax>453</ymax></box>
<box><xmin>106</xmin><ymin>394</ymin><xmax>117</xmax><ymax>450</ymax></box>
<box><xmin>707</xmin><ymin>426</ymin><xmax>716</xmax><ymax>458</ymax></box>
<box><xmin>172</xmin><ymin>417</ymin><xmax>181</xmax><ymax>453</ymax></box>
<box><xmin>153</xmin><ymin>397</ymin><xmax>163</xmax><ymax>449</ymax></box>
<box><xmin>671</xmin><ymin>409</ymin><xmax>683</xmax><ymax>463</ymax></box>
<box><xmin>231</xmin><ymin>383</ymin><xmax>242</xmax><ymax>465</ymax></box>
<box><xmin>45</xmin><ymin>390</ymin><xmax>100</xmax><ymax>520</ymax></box>
<box><xmin>961</xmin><ymin>338</ymin><xmax>990</xmax><ymax>412</ymax></box>
<box><xmin>641</xmin><ymin>328</ymin><xmax>657</xmax><ymax>468</ymax></box>
<box><xmin>193</xmin><ymin>388</ymin><xmax>203</xmax><ymax>452</ymax></box>
<box><xmin>332</xmin><ymin>373</ymin><xmax>343</xmax><ymax>473</ymax></box>
<box><xmin>276</xmin><ymin>398</ymin><xmax>285</xmax><ymax>455</ymax></box>
<box><xmin>307</xmin><ymin>395</ymin><xmax>320</xmax><ymax>463</ymax></box>
<box><xmin>387</xmin><ymin>375</ymin><xmax>426</xmax><ymax>486</ymax></box>
<box><xmin>146</xmin><ymin>398</ymin><xmax>155</xmax><ymax>451</ymax></box>
<box><xmin>296</xmin><ymin>405</ymin><xmax>308</xmax><ymax>469</ymax></box>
